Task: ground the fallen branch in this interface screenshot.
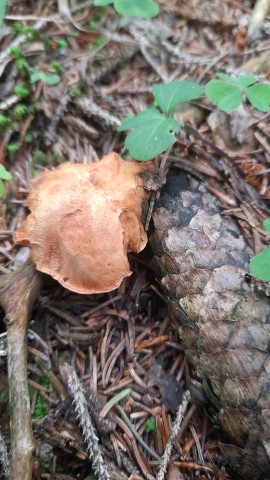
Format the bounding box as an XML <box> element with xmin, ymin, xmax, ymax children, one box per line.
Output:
<box><xmin>0</xmin><ymin>261</ymin><xmax>42</xmax><ymax>480</ymax></box>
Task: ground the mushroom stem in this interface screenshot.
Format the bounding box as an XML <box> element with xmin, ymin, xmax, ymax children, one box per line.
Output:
<box><xmin>0</xmin><ymin>260</ymin><xmax>42</xmax><ymax>480</ymax></box>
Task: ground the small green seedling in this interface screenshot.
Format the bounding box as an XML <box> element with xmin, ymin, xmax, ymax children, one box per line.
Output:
<box><xmin>71</xmin><ymin>87</ymin><xmax>83</xmax><ymax>98</ymax></box>
<box><xmin>145</xmin><ymin>416</ymin><xmax>157</xmax><ymax>433</ymax></box>
<box><xmin>0</xmin><ymin>165</ymin><xmax>12</xmax><ymax>198</ymax></box>
<box><xmin>89</xmin><ymin>36</ymin><xmax>106</xmax><ymax>50</ymax></box>
<box><xmin>11</xmin><ymin>48</ymin><xmax>32</xmax><ymax>78</ymax></box>
<box><xmin>7</xmin><ymin>142</ymin><xmax>20</xmax><ymax>154</ymax></box>
<box><xmin>0</xmin><ymin>115</ymin><xmax>12</xmax><ymax>128</ymax></box>
<box><xmin>205</xmin><ymin>73</ymin><xmax>270</xmax><ymax>112</ymax></box>
<box><xmin>250</xmin><ymin>219</ymin><xmax>270</xmax><ymax>282</ymax></box>
<box><xmin>12</xmin><ymin>22</ymin><xmax>51</xmax><ymax>50</ymax></box>
<box><xmin>14</xmin><ymin>84</ymin><xmax>31</xmax><ymax>99</ymax></box>
<box><xmin>13</xmin><ymin>104</ymin><xmax>28</xmax><ymax>120</ymax></box>
<box><xmin>50</xmin><ymin>61</ymin><xmax>65</xmax><ymax>74</ymax></box>
<box><xmin>56</xmin><ymin>38</ymin><xmax>68</xmax><ymax>49</ymax></box>
<box><xmin>94</xmin><ymin>0</ymin><xmax>159</xmax><ymax>18</ymax></box>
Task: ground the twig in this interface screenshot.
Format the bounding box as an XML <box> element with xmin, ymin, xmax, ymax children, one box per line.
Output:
<box><xmin>77</xmin><ymin>98</ymin><xmax>121</xmax><ymax>128</ymax></box>
<box><xmin>44</xmin><ymin>91</ymin><xmax>71</xmax><ymax>146</ymax></box>
<box><xmin>0</xmin><ymin>261</ymin><xmax>43</xmax><ymax>480</ymax></box>
<box><xmin>60</xmin><ymin>364</ymin><xmax>111</xmax><ymax>480</ymax></box>
<box><xmin>0</xmin><ymin>95</ymin><xmax>19</xmax><ymax>111</ymax></box>
<box><xmin>156</xmin><ymin>390</ymin><xmax>191</xmax><ymax>480</ymax></box>
<box><xmin>0</xmin><ymin>428</ymin><xmax>9</xmax><ymax>478</ymax></box>
<box><xmin>248</xmin><ymin>0</ymin><xmax>270</xmax><ymax>38</ymax></box>
<box><xmin>140</xmin><ymin>45</ymin><xmax>169</xmax><ymax>82</ymax></box>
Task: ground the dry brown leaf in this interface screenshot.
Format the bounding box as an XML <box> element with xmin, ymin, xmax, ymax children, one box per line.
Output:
<box><xmin>14</xmin><ymin>153</ymin><xmax>152</xmax><ymax>294</ymax></box>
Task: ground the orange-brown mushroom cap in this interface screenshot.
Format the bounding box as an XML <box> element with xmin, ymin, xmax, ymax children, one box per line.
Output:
<box><xmin>14</xmin><ymin>153</ymin><xmax>152</xmax><ymax>294</ymax></box>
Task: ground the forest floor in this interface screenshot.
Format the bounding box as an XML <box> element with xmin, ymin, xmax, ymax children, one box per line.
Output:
<box><xmin>0</xmin><ymin>1</ymin><xmax>270</xmax><ymax>479</ymax></box>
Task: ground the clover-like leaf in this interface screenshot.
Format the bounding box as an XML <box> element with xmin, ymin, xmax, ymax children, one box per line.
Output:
<box><xmin>94</xmin><ymin>0</ymin><xmax>113</xmax><ymax>5</ymax></box>
<box><xmin>0</xmin><ymin>0</ymin><xmax>7</xmax><ymax>30</ymax></box>
<box><xmin>153</xmin><ymin>81</ymin><xmax>204</xmax><ymax>115</ymax></box>
<box><xmin>30</xmin><ymin>70</ymin><xmax>43</xmax><ymax>83</ymax></box>
<box><xmin>263</xmin><ymin>218</ymin><xmax>270</xmax><ymax>235</ymax></box>
<box><xmin>245</xmin><ymin>84</ymin><xmax>270</xmax><ymax>112</ymax></box>
<box><xmin>250</xmin><ymin>247</ymin><xmax>270</xmax><ymax>282</ymax></box>
<box><xmin>205</xmin><ymin>80</ymin><xmax>243</xmax><ymax>112</ymax></box>
<box><xmin>118</xmin><ymin>108</ymin><xmax>180</xmax><ymax>161</ymax></box>
<box><xmin>114</xmin><ymin>0</ymin><xmax>159</xmax><ymax>18</ymax></box>
<box><xmin>216</xmin><ymin>72</ymin><xmax>257</xmax><ymax>88</ymax></box>
<box><xmin>42</xmin><ymin>73</ymin><xmax>61</xmax><ymax>85</ymax></box>
<box><xmin>0</xmin><ymin>164</ymin><xmax>12</xmax><ymax>181</ymax></box>
<box><xmin>118</xmin><ymin>108</ymin><xmax>158</xmax><ymax>131</ymax></box>
<box><xmin>0</xmin><ymin>180</ymin><xmax>4</xmax><ymax>198</ymax></box>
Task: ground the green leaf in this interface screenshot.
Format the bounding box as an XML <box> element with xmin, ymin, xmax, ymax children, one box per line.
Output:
<box><xmin>0</xmin><ymin>165</ymin><xmax>12</xmax><ymax>181</ymax></box>
<box><xmin>0</xmin><ymin>0</ymin><xmax>8</xmax><ymax>30</ymax></box>
<box><xmin>245</xmin><ymin>84</ymin><xmax>270</xmax><ymax>112</ymax></box>
<box><xmin>56</xmin><ymin>38</ymin><xmax>68</xmax><ymax>49</ymax></box>
<box><xmin>30</xmin><ymin>70</ymin><xmax>60</xmax><ymax>85</ymax></box>
<box><xmin>119</xmin><ymin>108</ymin><xmax>180</xmax><ymax>161</ymax></box>
<box><xmin>205</xmin><ymin>80</ymin><xmax>243</xmax><ymax>112</ymax></box>
<box><xmin>14</xmin><ymin>85</ymin><xmax>31</xmax><ymax>98</ymax></box>
<box><xmin>250</xmin><ymin>248</ymin><xmax>270</xmax><ymax>282</ymax></box>
<box><xmin>114</xmin><ymin>0</ymin><xmax>159</xmax><ymax>18</ymax></box>
<box><xmin>118</xmin><ymin>108</ymin><xmax>159</xmax><ymax>131</ymax></box>
<box><xmin>94</xmin><ymin>0</ymin><xmax>113</xmax><ymax>4</ymax></box>
<box><xmin>42</xmin><ymin>73</ymin><xmax>61</xmax><ymax>85</ymax></box>
<box><xmin>0</xmin><ymin>180</ymin><xmax>4</xmax><ymax>198</ymax></box>
<box><xmin>263</xmin><ymin>218</ymin><xmax>270</xmax><ymax>234</ymax></box>
<box><xmin>7</xmin><ymin>142</ymin><xmax>20</xmax><ymax>154</ymax></box>
<box><xmin>153</xmin><ymin>81</ymin><xmax>204</xmax><ymax>115</ymax></box>
<box><xmin>145</xmin><ymin>416</ymin><xmax>156</xmax><ymax>433</ymax></box>
<box><xmin>30</xmin><ymin>70</ymin><xmax>43</xmax><ymax>83</ymax></box>
<box><xmin>216</xmin><ymin>72</ymin><xmax>257</xmax><ymax>88</ymax></box>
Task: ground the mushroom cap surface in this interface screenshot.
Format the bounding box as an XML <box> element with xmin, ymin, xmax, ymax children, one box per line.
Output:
<box><xmin>14</xmin><ymin>153</ymin><xmax>151</xmax><ymax>294</ymax></box>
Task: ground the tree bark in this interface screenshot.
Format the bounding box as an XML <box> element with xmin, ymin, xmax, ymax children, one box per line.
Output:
<box><xmin>0</xmin><ymin>261</ymin><xmax>42</xmax><ymax>480</ymax></box>
<box><xmin>150</xmin><ymin>170</ymin><xmax>270</xmax><ymax>480</ymax></box>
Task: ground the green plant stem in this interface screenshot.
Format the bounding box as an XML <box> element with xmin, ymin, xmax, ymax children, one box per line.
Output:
<box><xmin>100</xmin><ymin>388</ymin><xmax>131</xmax><ymax>418</ymax></box>
<box><xmin>117</xmin><ymin>405</ymin><xmax>161</xmax><ymax>460</ymax></box>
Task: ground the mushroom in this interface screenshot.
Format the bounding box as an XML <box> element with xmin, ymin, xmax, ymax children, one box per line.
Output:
<box><xmin>14</xmin><ymin>153</ymin><xmax>152</xmax><ymax>294</ymax></box>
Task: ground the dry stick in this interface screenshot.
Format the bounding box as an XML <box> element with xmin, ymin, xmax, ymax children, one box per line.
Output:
<box><xmin>0</xmin><ymin>261</ymin><xmax>43</xmax><ymax>480</ymax></box>
<box><xmin>61</xmin><ymin>364</ymin><xmax>111</xmax><ymax>480</ymax></box>
<box><xmin>0</xmin><ymin>427</ymin><xmax>9</xmax><ymax>478</ymax></box>
<box><xmin>248</xmin><ymin>0</ymin><xmax>270</xmax><ymax>38</ymax></box>
<box><xmin>156</xmin><ymin>390</ymin><xmax>191</xmax><ymax>480</ymax></box>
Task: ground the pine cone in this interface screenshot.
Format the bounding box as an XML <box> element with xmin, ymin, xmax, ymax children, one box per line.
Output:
<box><xmin>150</xmin><ymin>170</ymin><xmax>270</xmax><ymax>479</ymax></box>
